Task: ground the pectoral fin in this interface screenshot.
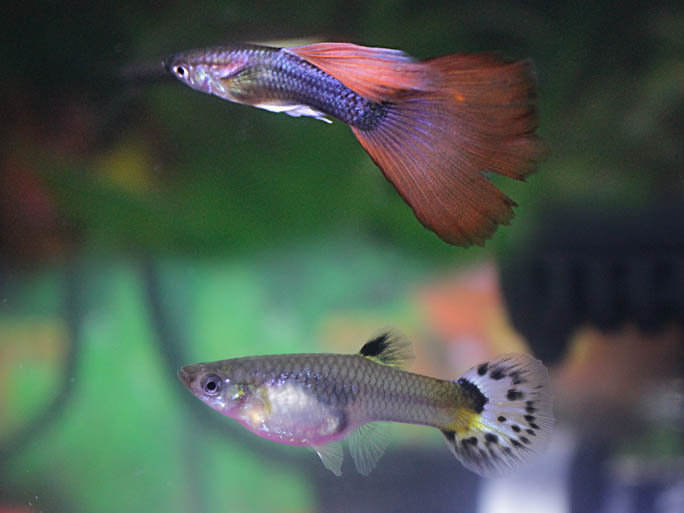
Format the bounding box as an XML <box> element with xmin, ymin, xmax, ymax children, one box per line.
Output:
<box><xmin>254</xmin><ymin>102</ymin><xmax>332</xmax><ymax>123</ymax></box>
<box><xmin>312</xmin><ymin>441</ymin><xmax>344</xmax><ymax>476</ymax></box>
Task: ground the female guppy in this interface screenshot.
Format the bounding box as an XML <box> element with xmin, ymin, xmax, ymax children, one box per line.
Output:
<box><xmin>164</xmin><ymin>42</ymin><xmax>546</xmax><ymax>247</ymax></box>
<box><xmin>178</xmin><ymin>333</ymin><xmax>553</xmax><ymax>477</ymax></box>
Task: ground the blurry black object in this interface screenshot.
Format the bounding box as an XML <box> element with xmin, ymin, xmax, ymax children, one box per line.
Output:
<box><xmin>499</xmin><ymin>203</ymin><xmax>684</xmax><ymax>365</ymax></box>
<box><xmin>568</xmin><ymin>440</ymin><xmax>611</xmax><ymax>513</ymax></box>
<box><xmin>499</xmin><ymin>203</ymin><xmax>684</xmax><ymax>513</ymax></box>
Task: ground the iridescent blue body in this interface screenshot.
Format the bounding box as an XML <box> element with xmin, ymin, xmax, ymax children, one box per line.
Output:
<box><xmin>164</xmin><ymin>41</ymin><xmax>547</xmax><ymax>247</ymax></box>
<box><xmin>164</xmin><ymin>44</ymin><xmax>387</xmax><ymax>130</ymax></box>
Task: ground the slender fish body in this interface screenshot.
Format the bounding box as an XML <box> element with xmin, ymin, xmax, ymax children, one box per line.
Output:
<box><xmin>164</xmin><ymin>42</ymin><xmax>546</xmax><ymax>247</ymax></box>
<box><xmin>179</xmin><ymin>333</ymin><xmax>554</xmax><ymax>477</ymax></box>
<box><xmin>165</xmin><ymin>44</ymin><xmax>386</xmax><ymax>128</ymax></box>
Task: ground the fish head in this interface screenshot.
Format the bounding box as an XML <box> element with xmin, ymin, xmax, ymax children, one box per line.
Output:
<box><xmin>178</xmin><ymin>361</ymin><xmax>248</xmax><ymax>417</ymax></box>
<box><xmin>163</xmin><ymin>48</ymin><xmax>249</xmax><ymax>100</ymax></box>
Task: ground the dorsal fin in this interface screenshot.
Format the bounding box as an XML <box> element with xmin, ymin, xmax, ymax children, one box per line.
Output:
<box><xmin>284</xmin><ymin>43</ymin><xmax>429</xmax><ymax>102</ymax></box>
<box><xmin>359</xmin><ymin>332</ymin><xmax>414</xmax><ymax>368</ymax></box>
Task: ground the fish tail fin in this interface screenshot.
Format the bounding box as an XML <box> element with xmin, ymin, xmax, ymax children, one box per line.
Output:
<box><xmin>441</xmin><ymin>353</ymin><xmax>554</xmax><ymax>477</ymax></box>
<box><xmin>288</xmin><ymin>43</ymin><xmax>546</xmax><ymax>246</ymax></box>
<box><xmin>353</xmin><ymin>54</ymin><xmax>546</xmax><ymax>246</ymax></box>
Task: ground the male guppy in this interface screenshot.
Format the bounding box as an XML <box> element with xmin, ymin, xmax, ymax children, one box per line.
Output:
<box><xmin>164</xmin><ymin>42</ymin><xmax>546</xmax><ymax>247</ymax></box>
<box><xmin>178</xmin><ymin>333</ymin><xmax>553</xmax><ymax>477</ymax></box>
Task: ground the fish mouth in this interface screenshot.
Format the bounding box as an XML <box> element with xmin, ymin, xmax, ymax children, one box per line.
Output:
<box><xmin>162</xmin><ymin>57</ymin><xmax>173</xmax><ymax>73</ymax></box>
<box><xmin>162</xmin><ymin>54</ymin><xmax>182</xmax><ymax>73</ymax></box>
<box><xmin>177</xmin><ymin>366</ymin><xmax>193</xmax><ymax>388</ymax></box>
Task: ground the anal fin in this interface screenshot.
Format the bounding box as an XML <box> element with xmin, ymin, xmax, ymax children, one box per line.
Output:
<box><xmin>348</xmin><ymin>422</ymin><xmax>390</xmax><ymax>476</ymax></box>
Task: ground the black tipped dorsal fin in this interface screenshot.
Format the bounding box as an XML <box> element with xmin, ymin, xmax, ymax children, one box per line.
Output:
<box><xmin>359</xmin><ymin>332</ymin><xmax>414</xmax><ymax>368</ymax></box>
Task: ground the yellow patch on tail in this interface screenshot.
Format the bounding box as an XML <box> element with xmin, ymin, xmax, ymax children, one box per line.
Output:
<box><xmin>445</xmin><ymin>408</ymin><xmax>486</xmax><ymax>435</ymax></box>
<box><xmin>441</xmin><ymin>353</ymin><xmax>554</xmax><ymax>477</ymax></box>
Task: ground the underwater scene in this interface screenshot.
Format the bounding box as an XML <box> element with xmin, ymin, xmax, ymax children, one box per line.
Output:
<box><xmin>1</xmin><ymin>1</ymin><xmax>683</xmax><ymax>512</ymax></box>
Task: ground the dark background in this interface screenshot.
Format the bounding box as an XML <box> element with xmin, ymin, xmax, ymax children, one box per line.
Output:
<box><xmin>1</xmin><ymin>1</ymin><xmax>682</xmax><ymax>512</ymax></box>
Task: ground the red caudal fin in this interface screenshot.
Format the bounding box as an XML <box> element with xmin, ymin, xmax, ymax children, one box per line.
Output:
<box><xmin>352</xmin><ymin>54</ymin><xmax>546</xmax><ymax>246</ymax></box>
<box><xmin>290</xmin><ymin>44</ymin><xmax>547</xmax><ymax>246</ymax></box>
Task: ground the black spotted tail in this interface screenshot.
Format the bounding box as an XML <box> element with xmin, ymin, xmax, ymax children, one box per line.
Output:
<box><xmin>441</xmin><ymin>353</ymin><xmax>554</xmax><ymax>477</ymax></box>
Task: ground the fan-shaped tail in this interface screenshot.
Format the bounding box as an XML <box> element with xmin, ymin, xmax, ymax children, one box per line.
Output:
<box><xmin>441</xmin><ymin>353</ymin><xmax>554</xmax><ymax>477</ymax></box>
<box><xmin>289</xmin><ymin>43</ymin><xmax>547</xmax><ymax>246</ymax></box>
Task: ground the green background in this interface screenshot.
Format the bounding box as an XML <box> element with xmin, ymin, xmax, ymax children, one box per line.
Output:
<box><xmin>1</xmin><ymin>1</ymin><xmax>682</xmax><ymax>512</ymax></box>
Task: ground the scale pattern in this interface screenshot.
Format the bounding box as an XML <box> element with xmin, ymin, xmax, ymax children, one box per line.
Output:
<box><xmin>216</xmin><ymin>46</ymin><xmax>388</xmax><ymax>130</ymax></box>
<box><xmin>223</xmin><ymin>352</ymin><xmax>467</xmax><ymax>431</ymax></box>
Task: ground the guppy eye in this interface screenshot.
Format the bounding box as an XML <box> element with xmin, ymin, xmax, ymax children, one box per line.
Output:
<box><xmin>201</xmin><ymin>374</ymin><xmax>222</xmax><ymax>396</ymax></box>
<box><xmin>174</xmin><ymin>65</ymin><xmax>187</xmax><ymax>77</ymax></box>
